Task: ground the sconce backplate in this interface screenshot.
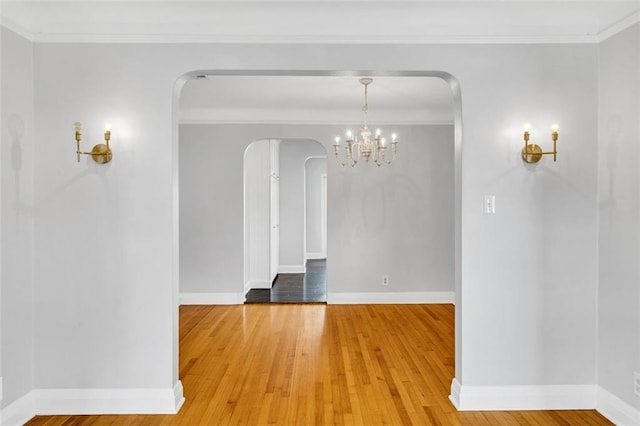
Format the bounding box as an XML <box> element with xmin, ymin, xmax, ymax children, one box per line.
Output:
<box><xmin>91</xmin><ymin>144</ymin><xmax>113</xmax><ymax>164</ymax></box>
<box><xmin>522</xmin><ymin>143</ymin><xmax>543</xmax><ymax>163</ymax></box>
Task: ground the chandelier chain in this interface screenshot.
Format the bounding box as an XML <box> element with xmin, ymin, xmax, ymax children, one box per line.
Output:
<box><xmin>362</xmin><ymin>82</ymin><xmax>369</xmax><ymax>129</ymax></box>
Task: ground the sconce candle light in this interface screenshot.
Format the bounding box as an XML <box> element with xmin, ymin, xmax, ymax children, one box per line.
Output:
<box><xmin>521</xmin><ymin>124</ymin><xmax>559</xmax><ymax>163</ymax></box>
<box><xmin>74</xmin><ymin>122</ymin><xmax>113</xmax><ymax>164</ymax></box>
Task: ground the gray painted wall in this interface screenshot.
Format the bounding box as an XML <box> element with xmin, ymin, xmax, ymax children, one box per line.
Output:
<box><xmin>179</xmin><ymin>124</ymin><xmax>454</xmax><ymax>296</ymax></box>
<box><xmin>0</xmin><ymin>35</ymin><xmax>611</xmax><ymax>408</ymax></box>
<box><xmin>1</xmin><ymin>27</ymin><xmax>35</xmax><ymax>409</ymax></box>
<box><xmin>598</xmin><ymin>23</ymin><xmax>640</xmax><ymax>410</ymax></box>
<box><xmin>179</xmin><ymin>128</ymin><xmax>245</xmax><ymax>293</ymax></box>
<box><xmin>305</xmin><ymin>157</ymin><xmax>327</xmax><ymax>258</ymax></box>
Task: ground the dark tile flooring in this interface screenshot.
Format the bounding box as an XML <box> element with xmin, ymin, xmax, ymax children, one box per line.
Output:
<box><xmin>245</xmin><ymin>259</ymin><xmax>327</xmax><ymax>304</ymax></box>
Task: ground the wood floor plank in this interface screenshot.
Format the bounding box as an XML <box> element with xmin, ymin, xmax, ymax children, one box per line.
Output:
<box><xmin>26</xmin><ymin>304</ymin><xmax>613</xmax><ymax>425</ymax></box>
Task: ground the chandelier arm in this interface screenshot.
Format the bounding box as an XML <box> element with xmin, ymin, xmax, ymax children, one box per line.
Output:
<box><xmin>387</xmin><ymin>141</ymin><xmax>398</xmax><ymax>164</ymax></box>
<box><xmin>351</xmin><ymin>140</ymin><xmax>360</xmax><ymax>165</ymax></box>
<box><xmin>334</xmin><ymin>154</ymin><xmax>348</xmax><ymax>167</ymax></box>
<box><xmin>372</xmin><ymin>137</ymin><xmax>381</xmax><ymax>166</ymax></box>
<box><xmin>333</xmin><ymin>143</ymin><xmax>347</xmax><ymax>166</ymax></box>
<box><xmin>363</xmin><ymin>83</ymin><xmax>369</xmax><ymax>130</ymax></box>
<box><xmin>347</xmin><ymin>139</ymin><xmax>358</xmax><ymax>166</ymax></box>
<box><xmin>376</xmin><ymin>147</ymin><xmax>386</xmax><ymax>167</ymax></box>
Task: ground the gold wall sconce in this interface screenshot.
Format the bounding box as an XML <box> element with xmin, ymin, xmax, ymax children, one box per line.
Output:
<box><xmin>521</xmin><ymin>125</ymin><xmax>559</xmax><ymax>163</ymax></box>
<box><xmin>74</xmin><ymin>122</ymin><xmax>113</xmax><ymax>164</ymax></box>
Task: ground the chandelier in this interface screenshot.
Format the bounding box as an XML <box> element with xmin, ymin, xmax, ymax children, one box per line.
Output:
<box><xmin>333</xmin><ymin>77</ymin><xmax>398</xmax><ymax>167</ymax></box>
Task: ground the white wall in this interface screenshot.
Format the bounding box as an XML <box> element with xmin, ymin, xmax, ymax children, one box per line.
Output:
<box><xmin>305</xmin><ymin>157</ymin><xmax>327</xmax><ymax>259</ymax></box>
<box><xmin>0</xmin><ymin>38</ymin><xmax>601</xmax><ymax>412</ymax></box>
<box><xmin>279</xmin><ymin>140</ymin><xmax>326</xmax><ymax>271</ymax></box>
<box><xmin>1</xmin><ymin>27</ymin><xmax>34</xmax><ymax>409</ymax></box>
<box><xmin>33</xmin><ymin>42</ymin><xmax>178</xmax><ymax>391</ymax></box>
<box><xmin>597</xmin><ymin>23</ymin><xmax>640</xmax><ymax>410</ymax></box>
<box><xmin>332</xmin><ymin>124</ymin><xmax>455</xmax><ymax>292</ymax></box>
<box><xmin>457</xmin><ymin>44</ymin><xmax>598</xmax><ymax>388</ymax></box>
<box><xmin>179</xmin><ymin>125</ymin><xmax>246</xmax><ymax>296</ymax></box>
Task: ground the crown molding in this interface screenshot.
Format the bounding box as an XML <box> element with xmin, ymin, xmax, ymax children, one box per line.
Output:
<box><xmin>2</xmin><ymin>3</ymin><xmax>638</xmax><ymax>45</ymax></box>
<box><xmin>0</xmin><ymin>15</ymin><xmax>33</xmax><ymax>41</ymax></box>
<box><xmin>597</xmin><ymin>10</ymin><xmax>640</xmax><ymax>42</ymax></box>
<box><xmin>179</xmin><ymin>119</ymin><xmax>455</xmax><ymax>126</ymax></box>
<box><xmin>24</xmin><ymin>32</ymin><xmax>603</xmax><ymax>45</ymax></box>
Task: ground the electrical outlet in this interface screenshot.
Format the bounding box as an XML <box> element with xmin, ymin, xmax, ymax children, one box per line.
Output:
<box><xmin>634</xmin><ymin>372</ymin><xmax>640</xmax><ymax>397</ymax></box>
<box><xmin>382</xmin><ymin>275</ymin><xmax>389</xmax><ymax>286</ymax></box>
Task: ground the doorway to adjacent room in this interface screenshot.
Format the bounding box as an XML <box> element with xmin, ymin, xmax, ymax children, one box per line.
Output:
<box><xmin>244</xmin><ymin>139</ymin><xmax>328</xmax><ymax>303</ymax></box>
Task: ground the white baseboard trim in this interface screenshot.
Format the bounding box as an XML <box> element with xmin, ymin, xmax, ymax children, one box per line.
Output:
<box><xmin>279</xmin><ymin>265</ymin><xmax>305</xmax><ymax>273</ymax></box>
<box><xmin>597</xmin><ymin>386</ymin><xmax>640</xmax><ymax>426</ymax></box>
<box><xmin>449</xmin><ymin>378</ymin><xmax>597</xmax><ymax>411</ymax></box>
<box><xmin>306</xmin><ymin>252</ymin><xmax>326</xmax><ymax>260</ymax></box>
<box><xmin>327</xmin><ymin>291</ymin><xmax>455</xmax><ymax>305</ymax></box>
<box><xmin>245</xmin><ymin>279</ymin><xmax>271</xmax><ymax>290</ymax></box>
<box><xmin>449</xmin><ymin>379</ymin><xmax>640</xmax><ymax>424</ymax></box>
<box><xmin>449</xmin><ymin>378</ymin><xmax>462</xmax><ymax>409</ymax></box>
<box><xmin>35</xmin><ymin>383</ymin><xmax>184</xmax><ymax>415</ymax></box>
<box><xmin>1</xmin><ymin>391</ymin><xmax>35</xmax><ymax>426</ymax></box>
<box><xmin>179</xmin><ymin>292</ymin><xmax>244</xmax><ymax>305</ymax></box>
<box><xmin>173</xmin><ymin>381</ymin><xmax>186</xmax><ymax>414</ymax></box>
<box><xmin>0</xmin><ymin>383</ymin><xmax>184</xmax><ymax>424</ymax></box>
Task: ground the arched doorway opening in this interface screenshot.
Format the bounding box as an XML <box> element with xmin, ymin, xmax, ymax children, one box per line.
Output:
<box><xmin>173</xmin><ymin>70</ymin><xmax>463</xmax><ymax>401</ymax></box>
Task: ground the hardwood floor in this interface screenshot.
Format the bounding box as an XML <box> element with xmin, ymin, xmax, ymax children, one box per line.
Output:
<box><xmin>26</xmin><ymin>304</ymin><xmax>612</xmax><ymax>425</ymax></box>
<box><xmin>245</xmin><ymin>259</ymin><xmax>327</xmax><ymax>303</ymax></box>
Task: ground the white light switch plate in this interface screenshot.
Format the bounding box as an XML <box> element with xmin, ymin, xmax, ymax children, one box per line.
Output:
<box><xmin>484</xmin><ymin>195</ymin><xmax>496</xmax><ymax>214</ymax></box>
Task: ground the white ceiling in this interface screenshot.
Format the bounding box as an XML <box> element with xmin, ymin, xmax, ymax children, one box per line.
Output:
<box><xmin>3</xmin><ymin>1</ymin><xmax>639</xmax><ymax>124</ymax></box>
<box><xmin>1</xmin><ymin>1</ymin><xmax>639</xmax><ymax>44</ymax></box>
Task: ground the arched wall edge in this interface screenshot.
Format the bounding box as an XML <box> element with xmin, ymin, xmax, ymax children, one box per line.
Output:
<box><xmin>171</xmin><ymin>70</ymin><xmax>463</xmax><ymax>410</ymax></box>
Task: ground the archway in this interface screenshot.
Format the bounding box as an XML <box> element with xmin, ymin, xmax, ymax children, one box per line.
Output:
<box><xmin>172</xmin><ymin>70</ymin><xmax>463</xmax><ymax>402</ymax></box>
